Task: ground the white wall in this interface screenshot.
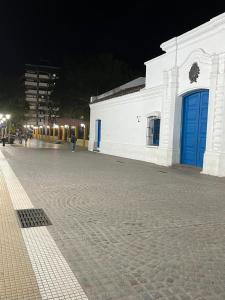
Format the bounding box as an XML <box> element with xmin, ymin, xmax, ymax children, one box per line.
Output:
<box><xmin>89</xmin><ymin>13</ymin><xmax>225</xmax><ymax>177</ymax></box>
<box><xmin>89</xmin><ymin>87</ymin><xmax>168</xmax><ymax>165</ymax></box>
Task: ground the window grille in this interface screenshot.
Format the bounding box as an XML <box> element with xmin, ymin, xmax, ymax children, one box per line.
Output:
<box><xmin>146</xmin><ymin>116</ymin><xmax>160</xmax><ymax>146</ymax></box>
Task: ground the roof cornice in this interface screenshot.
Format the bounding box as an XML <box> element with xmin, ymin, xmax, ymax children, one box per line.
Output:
<box><xmin>161</xmin><ymin>13</ymin><xmax>225</xmax><ymax>53</ymax></box>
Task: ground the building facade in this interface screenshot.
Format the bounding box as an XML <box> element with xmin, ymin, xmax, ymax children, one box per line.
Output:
<box><xmin>57</xmin><ymin>117</ymin><xmax>89</xmax><ymax>139</ymax></box>
<box><xmin>25</xmin><ymin>64</ymin><xmax>59</xmax><ymax>126</ymax></box>
<box><xmin>89</xmin><ymin>13</ymin><xmax>225</xmax><ymax>177</ymax></box>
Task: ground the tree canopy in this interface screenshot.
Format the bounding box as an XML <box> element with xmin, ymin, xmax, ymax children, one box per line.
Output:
<box><xmin>53</xmin><ymin>53</ymin><xmax>143</xmax><ymax>119</ymax></box>
<box><xmin>0</xmin><ymin>54</ymin><xmax>143</xmax><ymax>127</ymax></box>
<box><xmin>0</xmin><ymin>74</ymin><xmax>28</xmax><ymax>128</ymax></box>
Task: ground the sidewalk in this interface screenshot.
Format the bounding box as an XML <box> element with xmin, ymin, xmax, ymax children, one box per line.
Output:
<box><xmin>0</xmin><ymin>149</ymin><xmax>88</xmax><ymax>300</ymax></box>
<box><xmin>0</xmin><ymin>168</ymin><xmax>41</xmax><ymax>300</ymax></box>
<box><xmin>1</xmin><ymin>141</ymin><xmax>225</xmax><ymax>300</ymax></box>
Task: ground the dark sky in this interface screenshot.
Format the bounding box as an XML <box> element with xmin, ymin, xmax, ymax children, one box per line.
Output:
<box><xmin>0</xmin><ymin>1</ymin><xmax>225</xmax><ymax>75</ymax></box>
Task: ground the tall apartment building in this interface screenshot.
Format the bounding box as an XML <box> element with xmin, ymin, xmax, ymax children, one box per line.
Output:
<box><xmin>25</xmin><ymin>64</ymin><xmax>59</xmax><ymax>126</ymax></box>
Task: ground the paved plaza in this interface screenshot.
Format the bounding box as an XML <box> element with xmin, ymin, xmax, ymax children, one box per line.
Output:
<box><xmin>1</xmin><ymin>139</ymin><xmax>225</xmax><ymax>300</ymax></box>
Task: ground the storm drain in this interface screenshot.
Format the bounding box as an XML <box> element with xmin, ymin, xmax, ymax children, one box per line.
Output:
<box><xmin>16</xmin><ymin>208</ymin><xmax>52</xmax><ymax>228</ymax></box>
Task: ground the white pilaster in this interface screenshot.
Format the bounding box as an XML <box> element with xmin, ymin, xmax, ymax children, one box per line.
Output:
<box><xmin>159</xmin><ymin>67</ymin><xmax>179</xmax><ymax>165</ymax></box>
<box><xmin>203</xmin><ymin>53</ymin><xmax>225</xmax><ymax>176</ymax></box>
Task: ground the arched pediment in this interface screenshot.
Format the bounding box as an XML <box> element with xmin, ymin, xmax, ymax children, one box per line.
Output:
<box><xmin>177</xmin><ymin>49</ymin><xmax>212</xmax><ymax>95</ymax></box>
<box><xmin>179</xmin><ymin>48</ymin><xmax>212</xmax><ymax>69</ymax></box>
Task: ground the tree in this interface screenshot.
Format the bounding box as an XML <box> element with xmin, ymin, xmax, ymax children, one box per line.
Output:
<box><xmin>0</xmin><ymin>74</ymin><xmax>28</xmax><ymax>129</ymax></box>
<box><xmin>53</xmin><ymin>53</ymin><xmax>143</xmax><ymax>119</ymax></box>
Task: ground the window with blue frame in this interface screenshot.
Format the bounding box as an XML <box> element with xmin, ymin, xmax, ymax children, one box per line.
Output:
<box><xmin>146</xmin><ymin>117</ymin><xmax>160</xmax><ymax>146</ymax></box>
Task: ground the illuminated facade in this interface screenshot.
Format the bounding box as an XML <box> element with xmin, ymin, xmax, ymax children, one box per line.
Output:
<box><xmin>89</xmin><ymin>13</ymin><xmax>225</xmax><ymax>177</ymax></box>
<box><xmin>24</xmin><ymin>64</ymin><xmax>59</xmax><ymax>126</ymax></box>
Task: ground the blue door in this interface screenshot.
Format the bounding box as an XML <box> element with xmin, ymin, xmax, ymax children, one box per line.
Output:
<box><xmin>96</xmin><ymin>120</ymin><xmax>101</xmax><ymax>148</ymax></box>
<box><xmin>181</xmin><ymin>91</ymin><xmax>209</xmax><ymax>168</ymax></box>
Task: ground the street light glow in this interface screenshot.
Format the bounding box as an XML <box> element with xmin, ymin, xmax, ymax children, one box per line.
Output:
<box><xmin>0</xmin><ymin>113</ymin><xmax>11</xmax><ymax>120</ymax></box>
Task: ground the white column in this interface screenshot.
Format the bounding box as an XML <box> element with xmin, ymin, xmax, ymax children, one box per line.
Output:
<box><xmin>203</xmin><ymin>53</ymin><xmax>225</xmax><ymax>176</ymax></box>
<box><xmin>158</xmin><ymin>66</ymin><xmax>180</xmax><ymax>166</ymax></box>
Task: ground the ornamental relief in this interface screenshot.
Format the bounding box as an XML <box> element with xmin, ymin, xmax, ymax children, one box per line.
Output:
<box><xmin>177</xmin><ymin>49</ymin><xmax>212</xmax><ymax>95</ymax></box>
<box><xmin>189</xmin><ymin>62</ymin><xmax>200</xmax><ymax>83</ymax></box>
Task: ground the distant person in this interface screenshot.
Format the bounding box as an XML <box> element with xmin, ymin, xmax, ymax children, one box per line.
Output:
<box><xmin>24</xmin><ymin>133</ymin><xmax>28</xmax><ymax>145</ymax></box>
<box><xmin>71</xmin><ymin>133</ymin><xmax>77</xmax><ymax>152</ymax></box>
<box><xmin>2</xmin><ymin>135</ymin><xmax>6</xmax><ymax>147</ymax></box>
<box><xmin>18</xmin><ymin>133</ymin><xmax>22</xmax><ymax>144</ymax></box>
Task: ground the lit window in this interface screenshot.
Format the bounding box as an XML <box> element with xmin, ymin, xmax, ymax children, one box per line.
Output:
<box><xmin>146</xmin><ymin>116</ymin><xmax>160</xmax><ymax>146</ymax></box>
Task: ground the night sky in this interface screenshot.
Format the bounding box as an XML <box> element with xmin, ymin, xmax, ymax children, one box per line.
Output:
<box><xmin>1</xmin><ymin>1</ymin><xmax>225</xmax><ymax>76</ymax></box>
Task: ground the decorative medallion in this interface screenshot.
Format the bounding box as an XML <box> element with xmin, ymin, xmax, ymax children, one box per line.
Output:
<box><xmin>189</xmin><ymin>62</ymin><xmax>200</xmax><ymax>83</ymax></box>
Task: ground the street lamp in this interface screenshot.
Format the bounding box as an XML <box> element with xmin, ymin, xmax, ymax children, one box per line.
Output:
<box><xmin>80</xmin><ymin>123</ymin><xmax>86</xmax><ymax>147</ymax></box>
<box><xmin>0</xmin><ymin>113</ymin><xmax>11</xmax><ymax>137</ymax></box>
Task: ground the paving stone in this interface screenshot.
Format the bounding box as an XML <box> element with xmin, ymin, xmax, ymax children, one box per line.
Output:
<box><xmin>2</xmin><ymin>140</ymin><xmax>225</xmax><ymax>300</ymax></box>
<box><xmin>0</xmin><ymin>148</ymin><xmax>88</xmax><ymax>300</ymax></box>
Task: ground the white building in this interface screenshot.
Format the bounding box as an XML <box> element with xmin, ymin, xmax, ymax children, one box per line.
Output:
<box><xmin>89</xmin><ymin>13</ymin><xmax>225</xmax><ymax>177</ymax></box>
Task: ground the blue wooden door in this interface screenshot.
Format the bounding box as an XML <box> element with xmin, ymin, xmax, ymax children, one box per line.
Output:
<box><xmin>181</xmin><ymin>91</ymin><xmax>209</xmax><ymax>168</ymax></box>
<box><xmin>97</xmin><ymin>120</ymin><xmax>101</xmax><ymax>148</ymax></box>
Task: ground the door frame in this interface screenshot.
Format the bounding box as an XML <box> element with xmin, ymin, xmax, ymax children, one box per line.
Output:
<box><xmin>180</xmin><ymin>89</ymin><xmax>209</xmax><ymax>168</ymax></box>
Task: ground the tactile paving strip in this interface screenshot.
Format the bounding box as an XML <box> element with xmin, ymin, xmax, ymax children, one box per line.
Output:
<box><xmin>16</xmin><ymin>208</ymin><xmax>52</xmax><ymax>228</ymax></box>
<box><xmin>0</xmin><ymin>149</ymin><xmax>88</xmax><ymax>299</ymax></box>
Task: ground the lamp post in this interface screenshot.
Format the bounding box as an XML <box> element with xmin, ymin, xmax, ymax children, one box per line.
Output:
<box><xmin>6</xmin><ymin>114</ymin><xmax>11</xmax><ymax>137</ymax></box>
<box><xmin>0</xmin><ymin>114</ymin><xmax>11</xmax><ymax>138</ymax></box>
<box><xmin>53</xmin><ymin>123</ymin><xmax>59</xmax><ymax>141</ymax></box>
<box><xmin>0</xmin><ymin>120</ymin><xmax>3</xmax><ymax>138</ymax></box>
<box><xmin>64</xmin><ymin>125</ymin><xmax>69</xmax><ymax>142</ymax></box>
<box><xmin>46</xmin><ymin>125</ymin><xmax>49</xmax><ymax>141</ymax></box>
<box><xmin>80</xmin><ymin>123</ymin><xmax>86</xmax><ymax>147</ymax></box>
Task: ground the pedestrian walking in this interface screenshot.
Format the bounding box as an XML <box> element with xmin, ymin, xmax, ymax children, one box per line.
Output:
<box><xmin>18</xmin><ymin>132</ymin><xmax>22</xmax><ymax>144</ymax></box>
<box><xmin>24</xmin><ymin>133</ymin><xmax>28</xmax><ymax>145</ymax></box>
<box><xmin>71</xmin><ymin>133</ymin><xmax>77</xmax><ymax>152</ymax></box>
<box><xmin>2</xmin><ymin>135</ymin><xmax>6</xmax><ymax>147</ymax></box>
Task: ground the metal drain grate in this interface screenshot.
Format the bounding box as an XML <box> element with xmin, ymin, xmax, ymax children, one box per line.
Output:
<box><xmin>16</xmin><ymin>208</ymin><xmax>52</xmax><ymax>228</ymax></box>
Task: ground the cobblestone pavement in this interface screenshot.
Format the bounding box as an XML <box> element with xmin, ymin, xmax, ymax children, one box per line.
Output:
<box><xmin>2</xmin><ymin>140</ymin><xmax>225</xmax><ymax>300</ymax></box>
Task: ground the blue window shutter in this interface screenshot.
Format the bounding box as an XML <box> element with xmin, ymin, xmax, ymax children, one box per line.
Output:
<box><xmin>153</xmin><ymin>119</ymin><xmax>160</xmax><ymax>146</ymax></box>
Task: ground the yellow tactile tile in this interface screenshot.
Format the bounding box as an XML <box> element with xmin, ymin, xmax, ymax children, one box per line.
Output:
<box><xmin>0</xmin><ymin>171</ymin><xmax>41</xmax><ymax>300</ymax></box>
